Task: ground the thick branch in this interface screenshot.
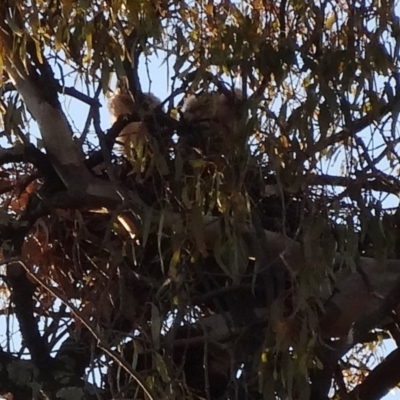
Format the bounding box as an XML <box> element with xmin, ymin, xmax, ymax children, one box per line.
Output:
<box><xmin>198</xmin><ymin>216</ymin><xmax>400</xmax><ymax>338</ymax></box>
<box><xmin>0</xmin><ymin>27</ymin><xmax>92</xmax><ymax>187</ymax></box>
<box><xmin>350</xmin><ymin>347</ymin><xmax>400</xmax><ymax>400</ymax></box>
<box><xmin>354</xmin><ymin>272</ymin><xmax>400</xmax><ymax>335</ymax></box>
<box><xmin>0</xmin><ymin>144</ymin><xmax>61</xmax><ymax>184</ymax></box>
<box><xmin>6</xmin><ymin>261</ymin><xmax>54</xmax><ymax>376</ymax></box>
<box><xmin>0</xmin><ymin>204</ymin><xmax>55</xmax><ymax>384</ymax></box>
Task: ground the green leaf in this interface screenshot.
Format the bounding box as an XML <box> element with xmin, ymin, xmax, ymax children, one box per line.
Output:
<box><xmin>155</xmin><ymin>353</ymin><xmax>170</xmax><ymax>383</ymax></box>
<box><xmin>318</xmin><ymin>102</ymin><xmax>331</xmax><ymax>140</ymax></box>
<box><xmin>56</xmin><ymin>387</ymin><xmax>84</xmax><ymax>400</ymax></box>
<box><xmin>151</xmin><ymin>304</ymin><xmax>161</xmax><ymax>350</ymax></box>
<box><xmin>7</xmin><ymin>360</ymin><xmax>34</xmax><ymax>386</ymax></box>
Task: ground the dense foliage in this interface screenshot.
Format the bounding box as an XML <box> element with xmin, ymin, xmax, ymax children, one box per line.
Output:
<box><xmin>0</xmin><ymin>0</ymin><xmax>399</xmax><ymax>399</ymax></box>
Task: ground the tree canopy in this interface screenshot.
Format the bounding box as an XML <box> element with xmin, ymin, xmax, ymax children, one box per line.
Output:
<box><xmin>0</xmin><ymin>0</ymin><xmax>399</xmax><ymax>399</ymax></box>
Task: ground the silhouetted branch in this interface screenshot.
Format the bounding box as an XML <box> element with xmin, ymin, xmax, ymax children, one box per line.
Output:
<box><xmin>5</xmin><ymin>260</ymin><xmax>54</xmax><ymax>378</ymax></box>
<box><xmin>316</xmin><ymin>93</ymin><xmax>400</xmax><ymax>152</ymax></box>
<box><xmin>351</xmin><ymin>347</ymin><xmax>400</xmax><ymax>400</ymax></box>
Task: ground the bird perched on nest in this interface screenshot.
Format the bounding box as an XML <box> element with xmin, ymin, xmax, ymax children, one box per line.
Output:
<box><xmin>108</xmin><ymin>85</ymin><xmax>161</xmax><ymax>153</ymax></box>
<box><xmin>180</xmin><ymin>88</ymin><xmax>243</xmax><ymax>156</ymax></box>
<box><xmin>108</xmin><ymin>83</ymin><xmax>243</xmax><ymax>158</ymax></box>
